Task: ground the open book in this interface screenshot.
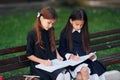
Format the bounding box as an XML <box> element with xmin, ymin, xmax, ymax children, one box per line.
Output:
<box><xmin>35</xmin><ymin>52</ymin><xmax>96</xmax><ymax>72</ymax></box>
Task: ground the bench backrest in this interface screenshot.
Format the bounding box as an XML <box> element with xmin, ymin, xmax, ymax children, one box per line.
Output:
<box><xmin>90</xmin><ymin>28</ymin><xmax>120</xmax><ymax>51</ymax></box>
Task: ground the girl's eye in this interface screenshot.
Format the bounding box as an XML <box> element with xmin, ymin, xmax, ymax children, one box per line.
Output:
<box><xmin>80</xmin><ymin>25</ymin><xmax>83</xmax><ymax>27</ymax></box>
<box><xmin>75</xmin><ymin>24</ymin><xmax>79</xmax><ymax>26</ymax></box>
<box><xmin>48</xmin><ymin>22</ymin><xmax>50</xmax><ymax>24</ymax></box>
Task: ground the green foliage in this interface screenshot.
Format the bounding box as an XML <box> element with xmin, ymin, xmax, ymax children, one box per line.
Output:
<box><xmin>0</xmin><ymin>11</ymin><xmax>36</xmax><ymax>48</ymax></box>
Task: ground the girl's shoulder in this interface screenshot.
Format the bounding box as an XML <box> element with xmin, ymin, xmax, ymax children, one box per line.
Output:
<box><xmin>27</xmin><ymin>29</ymin><xmax>36</xmax><ymax>38</ymax></box>
<box><xmin>28</xmin><ymin>29</ymin><xmax>36</xmax><ymax>35</ymax></box>
<box><xmin>60</xmin><ymin>31</ymin><xmax>67</xmax><ymax>39</ymax></box>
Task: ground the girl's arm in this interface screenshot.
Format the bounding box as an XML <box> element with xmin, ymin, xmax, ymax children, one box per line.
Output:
<box><xmin>27</xmin><ymin>55</ymin><xmax>52</xmax><ymax>66</ymax></box>
<box><xmin>69</xmin><ymin>54</ymin><xmax>80</xmax><ymax>60</ymax></box>
<box><xmin>58</xmin><ymin>32</ymin><xmax>71</xmax><ymax>59</ymax></box>
<box><xmin>56</xmin><ymin>50</ymin><xmax>63</xmax><ymax>61</ymax></box>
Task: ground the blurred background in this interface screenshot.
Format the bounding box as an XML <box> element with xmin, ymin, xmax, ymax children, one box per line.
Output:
<box><xmin>0</xmin><ymin>0</ymin><xmax>120</xmax><ymax>78</ymax></box>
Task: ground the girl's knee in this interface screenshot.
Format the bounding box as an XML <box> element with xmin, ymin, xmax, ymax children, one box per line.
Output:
<box><xmin>81</xmin><ymin>67</ymin><xmax>88</xmax><ymax>73</ymax></box>
<box><xmin>76</xmin><ymin>72</ymin><xmax>82</xmax><ymax>80</ymax></box>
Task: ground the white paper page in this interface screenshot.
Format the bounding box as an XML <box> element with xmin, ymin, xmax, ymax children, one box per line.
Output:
<box><xmin>35</xmin><ymin>59</ymin><xmax>69</xmax><ymax>72</ymax></box>
<box><xmin>67</xmin><ymin>55</ymin><xmax>89</xmax><ymax>66</ymax></box>
<box><xmin>64</xmin><ymin>51</ymin><xmax>96</xmax><ymax>66</ymax></box>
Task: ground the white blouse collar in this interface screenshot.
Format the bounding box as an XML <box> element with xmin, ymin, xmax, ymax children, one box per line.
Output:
<box><xmin>72</xmin><ymin>29</ymin><xmax>81</xmax><ymax>33</ymax></box>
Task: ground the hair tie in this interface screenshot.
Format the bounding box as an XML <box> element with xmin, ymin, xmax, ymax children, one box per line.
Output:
<box><xmin>37</xmin><ymin>12</ymin><xmax>40</xmax><ymax>18</ymax></box>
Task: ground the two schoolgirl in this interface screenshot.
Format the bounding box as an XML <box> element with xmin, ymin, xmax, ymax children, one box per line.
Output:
<box><xmin>26</xmin><ymin>6</ymin><xmax>106</xmax><ymax>80</ymax></box>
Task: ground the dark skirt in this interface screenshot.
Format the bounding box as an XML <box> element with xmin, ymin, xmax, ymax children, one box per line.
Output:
<box><xmin>85</xmin><ymin>60</ymin><xmax>106</xmax><ymax>76</ymax></box>
<box><xmin>68</xmin><ymin>59</ymin><xmax>106</xmax><ymax>76</ymax></box>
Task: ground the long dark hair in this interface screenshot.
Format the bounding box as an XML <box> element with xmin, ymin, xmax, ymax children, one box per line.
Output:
<box><xmin>33</xmin><ymin>7</ymin><xmax>58</xmax><ymax>52</ymax></box>
<box><xmin>62</xmin><ymin>8</ymin><xmax>90</xmax><ymax>54</ymax></box>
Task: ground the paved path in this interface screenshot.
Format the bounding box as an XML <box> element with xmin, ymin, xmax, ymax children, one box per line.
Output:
<box><xmin>104</xmin><ymin>70</ymin><xmax>120</xmax><ymax>80</ymax></box>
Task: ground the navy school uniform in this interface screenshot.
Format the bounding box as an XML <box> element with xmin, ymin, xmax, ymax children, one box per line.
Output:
<box><xmin>58</xmin><ymin>31</ymin><xmax>106</xmax><ymax>76</ymax></box>
<box><xmin>26</xmin><ymin>29</ymin><xmax>65</xmax><ymax>80</ymax></box>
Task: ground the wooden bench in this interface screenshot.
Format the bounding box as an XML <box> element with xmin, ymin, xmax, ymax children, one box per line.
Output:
<box><xmin>0</xmin><ymin>28</ymin><xmax>120</xmax><ymax>80</ymax></box>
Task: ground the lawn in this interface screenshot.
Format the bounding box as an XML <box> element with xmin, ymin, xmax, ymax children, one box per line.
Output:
<box><xmin>0</xmin><ymin>7</ymin><xmax>120</xmax><ymax>49</ymax></box>
<box><xmin>0</xmin><ymin>6</ymin><xmax>120</xmax><ymax>78</ymax></box>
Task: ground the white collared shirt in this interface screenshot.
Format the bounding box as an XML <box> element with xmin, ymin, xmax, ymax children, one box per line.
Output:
<box><xmin>72</xmin><ymin>29</ymin><xmax>81</xmax><ymax>33</ymax></box>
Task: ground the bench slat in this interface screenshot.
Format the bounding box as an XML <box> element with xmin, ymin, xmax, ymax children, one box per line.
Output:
<box><xmin>90</xmin><ymin>34</ymin><xmax>120</xmax><ymax>45</ymax></box>
<box><xmin>0</xmin><ymin>61</ymin><xmax>30</xmax><ymax>73</ymax></box>
<box><xmin>90</xmin><ymin>28</ymin><xmax>120</xmax><ymax>38</ymax></box>
<box><xmin>0</xmin><ymin>55</ymin><xmax>27</xmax><ymax>66</ymax></box>
<box><xmin>0</xmin><ymin>45</ymin><xmax>26</xmax><ymax>55</ymax></box>
<box><xmin>99</xmin><ymin>57</ymin><xmax>120</xmax><ymax>66</ymax></box>
<box><xmin>98</xmin><ymin>52</ymin><xmax>120</xmax><ymax>66</ymax></box>
<box><xmin>91</xmin><ymin>41</ymin><xmax>120</xmax><ymax>51</ymax></box>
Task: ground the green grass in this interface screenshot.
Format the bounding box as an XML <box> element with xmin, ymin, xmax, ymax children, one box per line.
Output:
<box><xmin>0</xmin><ymin>7</ymin><xmax>120</xmax><ymax>48</ymax></box>
<box><xmin>0</xmin><ymin>7</ymin><xmax>120</xmax><ymax>78</ymax></box>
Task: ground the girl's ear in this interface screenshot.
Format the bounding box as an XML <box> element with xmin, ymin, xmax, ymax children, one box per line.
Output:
<box><xmin>40</xmin><ymin>16</ymin><xmax>44</xmax><ymax>21</ymax></box>
<box><xmin>70</xmin><ymin>19</ymin><xmax>72</xmax><ymax>24</ymax></box>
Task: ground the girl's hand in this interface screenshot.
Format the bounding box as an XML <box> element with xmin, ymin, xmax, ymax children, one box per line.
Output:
<box><xmin>41</xmin><ymin>60</ymin><xmax>52</xmax><ymax>66</ymax></box>
<box><xmin>89</xmin><ymin>52</ymin><xmax>97</xmax><ymax>61</ymax></box>
<box><xmin>89</xmin><ymin>55</ymin><xmax>95</xmax><ymax>60</ymax></box>
<box><xmin>69</xmin><ymin>54</ymin><xmax>80</xmax><ymax>60</ymax></box>
<box><xmin>57</xmin><ymin>55</ymin><xmax>63</xmax><ymax>61</ymax></box>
